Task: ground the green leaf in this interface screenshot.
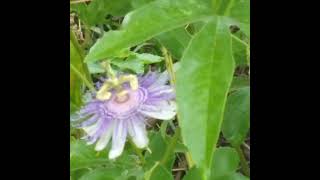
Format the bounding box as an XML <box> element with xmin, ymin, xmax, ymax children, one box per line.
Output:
<box><xmin>220</xmin><ymin>0</ymin><xmax>250</xmax><ymax>36</ymax></box>
<box><xmin>174</xmin><ymin>141</ymin><xmax>188</xmax><ymax>153</ymax></box>
<box><xmin>225</xmin><ymin>0</ymin><xmax>250</xmax><ymax>25</ymax></box>
<box><xmin>111</xmin><ymin>53</ymin><xmax>163</xmax><ymax>73</ymax></box>
<box><xmin>111</xmin><ymin>58</ymin><xmax>144</xmax><ymax>74</ymax></box>
<box><xmin>144</xmin><ymin>132</ymin><xmax>175</xmax><ymax>171</ymax></box>
<box><xmin>87</xmin><ymin>62</ymin><xmax>105</xmax><ymax>74</ymax></box>
<box><xmin>71</xmin><ymin>2</ymin><xmax>106</xmax><ymax>27</ymax></box>
<box><xmin>70</xmin><ymin>140</ymin><xmax>109</xmax><ymax>171</ymax></box>
<box><xmin>222</xmin><ymin>87</ymin><xmax>250</xmax><ymax>146</ymax></box>
<box><xmin>131</xmin><ymin>0</ymin><xmax>155</xmax><ymax>9</ymax></box>
<box><xmin>214</xmin><ymin>173</ymin><xmax>250</xmax><ymax>180</ymax></box>
<box><xmin>176</xmin><ymin>18</ymin><xmax>235</xmax><ymax>176</ymax></box>
<box><xmin>135</xmin><ymin>53</ymin><xmax>163</xmax><ymax>64</ymax></box>
<box><xmin>183</xmin><ymin>167</ymin><xmax>204</xmax><ymax>180</ymax></box>
<box><xmin>70</xmin><ymin>139</ymin><xmax>141</xmax><ymax>173</ymax></box>
<box><xmin>155</xmin><ymin>27</ymin><xmax>192</xmax><ymax>59</ymax></box>
<box><xmin>78</xmin><ymin>166</ymin><xmax>144</xmax><ymax>180</ymax></box>
<box><xmin>85</xmin><ymin>0</ymin><xmax>212</xmax><ymax>62</ymax></box>
<box><xmin>210</xmin><ymin>147</ymin><xmax>240</xmax><ymax>178</ymax></box>
<box><xmin>78</xmin><ymin>167</ymin><xmax>123</xmax><ymax>180</ymax></box>
<box><xmin>230</xmin><ymin>76</ymin><xmax>250</xmax><ymax>92</ymax></box>
<box><xmin>71</xmin><ymin>168</ymin><xmax>90</xmax><ymax>180</ymax></box>
<box><xmin>70</xmin><ymin>31</ymin><xmax>92</xmax><ymax>110</ymax></box>
<box><xmin>149</xmin><ymin>164</ymin><xmax>174</xmax><ymax>180</ymax></box>
<box><xmin>144</xmin><ymin>162</ymin><xmax>174</xmax><ymax>180</ymax></box>
<box><xmin>70</xmin><ymin>41</ymin><xmax>82</xmax><ymax>109</ymax></box>
<box><xmin>232</xmin><ymin>34</ymin><xmax>248</xmax><ymax>66</ymax></box>
<box><xmin>71</xmin><ymin>0</ymin><xmax>133</xmax><ymax>26</ymax></box>
<box><xmin>184</xmin><ymin>147</ymin><xmax>241</xmax><ymax>180</ymax></box>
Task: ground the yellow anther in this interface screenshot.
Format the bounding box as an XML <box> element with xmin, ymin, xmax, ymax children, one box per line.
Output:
<box><xmin>96</xmin><ymin>74</ymin><xmax>139</xmax><ymax>101</ymax></box>
<box><xmin>119</xmin><ymin>75</ymin><xmax>138</xmax><ymax>90</ymax></box>
<box><xmin>96</xmin><ymin>83</ymin><xmax>112</xmax><ymax>101</ymax></box>
<box><xmin>106</xmin><ymin>78</ymin><xmax>119</xmax><ymax>86</ymax></box>
<box><xmin>96</xmin><ymin>91</ymin><xmax>112</xmax><ymax>101</ymax></box>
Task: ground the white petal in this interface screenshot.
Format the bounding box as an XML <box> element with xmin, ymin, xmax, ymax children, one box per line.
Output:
<box><xmin>108</xmin><ymin>120</ymin><xmax>127</xmax><ymax>159</ymax></box>
<box><xmin>128</xmin><ymin>119</ymin><xmax>148</xmax><ymax>148</ymax></box>
<box><xmin>149</xmin><ymin>86</ymin><xmax>174</xmax><ymax>96</ymax></box>
<box><xmin>82</xmin><ymin>122</ymin><xmax>100</xmax><ymax>136</ymax></box>
<box><xmin>95</xmin><ymin>121</ymin><xmax>115</xmax><ymax>151</ymax></box>
<box><xmin>139</xmin><ymin>101</ymin><xmax>177</xmax><ymax>120</ymax></box>
<box><xmin>148</xmin><ymin>71</ymin><xmax>169</xmax><ymax>89</ymax></box>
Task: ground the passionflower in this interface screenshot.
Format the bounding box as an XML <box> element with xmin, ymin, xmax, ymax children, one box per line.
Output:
<box><xmin>75</xmin><ymin>71</ymin><xmax>176</xmax><ymax>159</ymax></box>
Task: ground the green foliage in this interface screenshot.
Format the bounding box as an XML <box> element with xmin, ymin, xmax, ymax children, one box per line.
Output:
<box><xmin>70</xmin><ymin>31</ymin><xmax>92</xmax><ymax>112</ymax></box>
<box><xmin>222</xmin><ymin>87</ymin><xmax>250</xmax><ymax>146</ymax></box>
<box><xmin>70</xmin><ymin>0</ymin><xmax>250</xmax><ymax>179</ymax></box>
<box><xmin>71</xmin><ymin>0</ymin><xmax>133</xmax><ymax>26</ymax></box>
<box><xmin>84</xmin><ymin>0</ymin><xmax>212</xmax><ymax>62</ymax></box>
<box><xmin>112</xmin><ymin>53</ymin><xmax>163</xmax><ymax>73</ymax></box>
<box><xmin>183</xmin><ymin>147</ymin><xmax>249</xmax><ymax>180</ymax></box>
<box><xmin>155</xmin><ymin>27</ymin><xmax>192</xmax><ymax>59</ymax></box>
<box><xmin>176</xmin><ymin>18</ymin><xmax>235</xmax><ymax>176</ymax></box>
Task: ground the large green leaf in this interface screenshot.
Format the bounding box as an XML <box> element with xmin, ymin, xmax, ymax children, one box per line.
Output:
<box><xmin>155</xmin><ymin>27</ymin><xmax>192</xmax><ymax>59</ymax></box>
<box><xmin>176</xmin><ymin>18</ymin><xmax>235</xmax><ymax>176</ymax></box>
<box><xmin>222</xmin><ymin>87</ymin><xmax>250</xmax><ymax>146</ymax></box>
<box><xmin>85</xmin><ymin>0</ymin><xmax>212</xmax><ymax>62</ymax></box>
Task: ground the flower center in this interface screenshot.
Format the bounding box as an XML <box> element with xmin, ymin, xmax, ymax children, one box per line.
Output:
<box><xmin>115</xmin><ymin>93</ymin><xmax>130</xmax><ymax>103</ymax></box>
<box><xmin>106</xmin><ymin>88</ymin><xmax>144</xmax><ymax>116</ymax></box>
<box><xmin>96</xmin><ymin>74</ymin><xmax>138</xmax><ymax>101</ymax></box>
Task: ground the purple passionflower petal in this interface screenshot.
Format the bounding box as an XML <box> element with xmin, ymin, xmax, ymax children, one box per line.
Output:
<box><xmin>75</xmin><ymin>71</ymin><xmax>176</xmax><ymax>159</ymax></box>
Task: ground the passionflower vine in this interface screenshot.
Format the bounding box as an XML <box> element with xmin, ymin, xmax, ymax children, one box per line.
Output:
<box><xmin>75</xmin><ymin>71</ymin><xmax>176</xmax><ymax>159</ymax></box>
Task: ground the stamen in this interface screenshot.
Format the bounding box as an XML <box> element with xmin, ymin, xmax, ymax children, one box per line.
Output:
<box><xmin>96</xmin><ymin>74</ymin><xmax>139</xmax><ymax>101</ymax></box>
<box><xmin>96</xmin><ymin>83</ymin><xmax>112</xmax><ymax>101</ymax></box>
<box><xmin>96</xmin><ymin>91</ymin><xmax>112</xmax><ymax>101</ymax></box>
<box><xmin>119</xmin><ymin>75</ymin><xmax>138</xmax><ymax>90</ymax></box>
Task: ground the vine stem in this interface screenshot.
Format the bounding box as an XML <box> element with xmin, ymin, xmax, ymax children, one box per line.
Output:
<box><xmin>70</xmin><ymin>64</ymin><xmax>96</xmax><ymax>93</ymax></box>
<box><xmin>101</xmin><ymin>61</ymin><xmax>116</xmax><ymax>79</ymax></box>
<box><xmin>235</xmin><ymin>145</ymin><xmax>250</xmax><ymax>177</ymax></box>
